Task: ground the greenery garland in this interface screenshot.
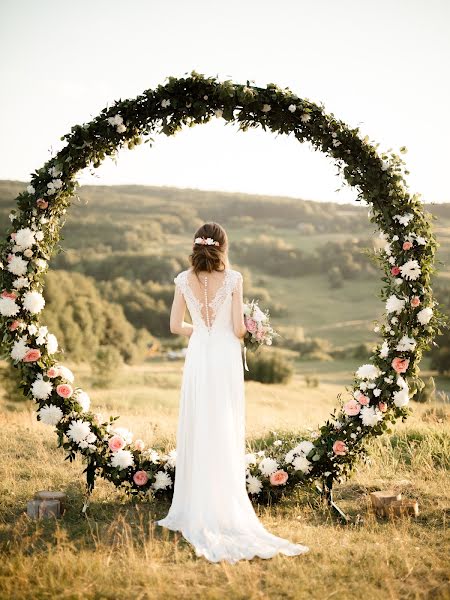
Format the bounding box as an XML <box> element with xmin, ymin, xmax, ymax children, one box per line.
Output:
<box><xmin>0</xmin><ymin>70</ymin><xmax>448</xmax><ymax>505</ymax></box>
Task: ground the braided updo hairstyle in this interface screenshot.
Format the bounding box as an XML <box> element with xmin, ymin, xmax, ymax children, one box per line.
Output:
<box><xmin>189</xmin><ymin>222</ymin><xmax>229</xmax><ymax>275</ymax></box>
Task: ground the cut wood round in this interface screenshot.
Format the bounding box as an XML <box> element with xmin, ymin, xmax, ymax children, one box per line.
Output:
<box><xmin>35</xmin><ymin>490</ymin><xmax>67</xmax><ymax>514</ymax></box>
<box><xmin>38</xmin><ymin>499</ymin><xmax>61</xmax><ymax>519</ymax></box>
<box><xmin>370</xmin><ymin>490</ymin><xmax>402</xmax><ymax>509</ymax></box>
<box><xmin>386</xmin><ymin>499</ymin><xmax>419</xmax><ymax>518</ymax></box>
<box><xmin>27</xmin><ymin>499</ymin><xmax>42</xmax><ymax>520</ymax></box>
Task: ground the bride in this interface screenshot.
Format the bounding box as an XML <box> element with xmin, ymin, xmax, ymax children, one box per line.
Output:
<box><xmin>155</xmin><ymin>222</ymin><xmax>310</xmax><ymax>563</ymax></box>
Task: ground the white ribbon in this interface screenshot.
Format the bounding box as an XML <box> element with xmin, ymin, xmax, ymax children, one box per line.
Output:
<box><xmin>243</xmin><ymin>345</ymin><xmax>249</xmax><ymax>371</ymax></box>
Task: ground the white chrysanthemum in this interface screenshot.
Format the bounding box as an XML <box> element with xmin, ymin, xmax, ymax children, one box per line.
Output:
<box><xmin>76</xmin><ymin>390</ymin><xmax>91</xmax><ymax>412</ymax></box>
<box><xmin>415</xmin><ymin>235</ymin><xmax>427</xmax><ymax>245</ymax></box>
<box><xmin>67</xmin><ymin>419</ymin><xmax>92</xmax><ymax>443</ymax></box>
<box><xmin>245</xmin><ymin>452</ymin><xmax>257</xmax><ymax>466</ymax></box>
<box><xmin>11</xmin><ymin>338</ymin><xmax>29</xmax><ymax>361</ymax></box>
<box><xmin>383</xmin><ymin>242</ymin><xmax>392</xmax><ymax>256</ymax></box>
<box><xmin>0</xmin><ymin>297</ymin><xmax>19</xmax><ymax>317</ymax></box>
<box><xmin>273</xmin><ymin>439</ymin><xmax>283</xmax><ymax>446</ymax></box>
<box><xmin>379</xmin><ymin>341</ymin><xmax>390</xmax><ymax>358</ymax></box>
<box><xmin>86</xmin><ymin>431</ymin><xmax>97</xmax><ymax>443</ymax></box>
<box><xmin>15</xmin><ymin>227</ymin><xmax>35</xmax><ymax>249</ymax></box>
<box><xmin>288</xmin><ymin>104</ymin><xmax>297</xmax><ymax>113</ymax></box>
<box><xmin>164</xmin><ymin>449</ymin><xmax>177</xmax><ymax>468</ymax></box>
<box><xmin>293</xmin><ymin>440</ymin><xmax>315</xmax><ymax>456</ymax></box>
<box><xmin>396</xmin><ymin>335</ymin><xmax>416</xmax><ymax>352</ymax></box>
<box><xmin>143</xmin><ymin>448</ymin><xmax>160</xmax><ymax>463</ymax></box>
<box><xmin>107</xmin><ymin>114</ymin><xmax>123</xmax><ymax>126</ymax></box>
<box><xmin>161</xmin><ymin>99</ymin><xmax>171</xmax><ymax>108</ymax></box>
<box><xmin>258</xmin><ymin>457</ymin><xmax>279</xmax><ymax>476</ymax></box>
<box><xmin>22</xmin><ymin>290</ymin><xmax>45</xmax><ymax>313</ymax></box>
<box><xmin>28</xmin><ymin>324</ymin><xmax>38</xmax><ymax>335</ymax></box>
<box><xmin>110</xmin><ymin>449</ymin><xmax>134</xmax><ymax>470</ymax></box>
<box><xmin>46</xmin><ymin>333</ymin><xmax>58</xmax><ymax>354</ymax></box>
<box><xmin>7</xmin><ymin>255</ymin><xmax>28</xmax><ymax>276</ymax></box>
<box><xmin>27</xmin><ymin>184</ymin><xmax>35</xmax><ymax>194</ymax></box>
<box><xmin>399</xmin><ymin>259</ymin><xmax>421</xmax><ymax>281</ymax></box>
<box><xmin>246</xmin><ymin>475</ymin><xmax>263</xmax><ymax>494</ymax></box>
<box><xmin>112</xmin><ymin>426</ymin><xmax>133</xmax><ymax>444</ymax></box>
<box><xmin>57</xmin><ymin>365</ymin><xmax>74</xmax><ymax>382</ymax></box>
<box><xmin>38</xmin><ymin>404</ymin><xmax>63</xmax><ymax>425</ymax></box>
<box><xmin>417</xmin><ymin>307</ymin><xmax>433</xmax><ymax>325</ymax></box>
<box><xmin>12</xmin><ymin>277</ymin><xmax>29</xmax><ymax>289</ymax></box>
<box><xmin>359</xmin><ymin>406</ymin><xmax>384</xmax><ymax>426</ymax></box>
<box><xmin>31</xmin><ymin>377</ymin><xmax>53</xmax><ymax>400</ymax></box>
<box><xmin>386</xmin><ymin>295</ymin><xmax>406</xmax><ymax>314</ymax></box>
<box><xmin>152</xmin><ymin>470</ymin><xmax>172</xmax><ymax>490</ymax></box>
<box><xmin>34</xmin><ymin>258</ymin><xmax>47</xmax><ymax>270</ymax></box>
<box><xmin>356</xmin><ymin>363</ymin><xmax>381</xmax><ymax>380</ymax></box>
<box><xmin>285</xmin><ymin>449</ymin><xmax>296</xmax><ymax>464</ymax></box>
<box><xmin>292</xmin><ymin>454</ymin><xmax>312</xmax><ymax>474</ymax></box>
<box><xmin>393</xmin><ymin>213</ymin><xmax>414</xmax><ymax>226</ymax></box>
<box><xmin>393</xmin><ymin>386</ymin><xmax>409</xmax><ymax>407</ymax></box>
<box><xmin>373</xmin><ymin>388</ymin><xmax>382</xmax><ymax>397</ymax></box>
<box><xmin>35</xmin><ymin>230</ymin><xmax>44</xmax><ymax>241</ymax></box>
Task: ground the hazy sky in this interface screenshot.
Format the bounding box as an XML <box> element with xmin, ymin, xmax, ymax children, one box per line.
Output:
<box><xmin>0</xmin><ymin>0</ymin><xmax>449</xmax><ymax>204</ymax></box>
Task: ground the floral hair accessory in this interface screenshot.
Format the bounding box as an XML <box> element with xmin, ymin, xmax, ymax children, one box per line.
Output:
<box><xmin>194</xmin><ymin>236</ymin><xmax>219</xmax><ymax>246</ymax></box>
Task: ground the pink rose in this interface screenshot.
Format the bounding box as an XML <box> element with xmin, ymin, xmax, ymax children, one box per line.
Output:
<box><xmin>245</xmin><ymin>317</ymin><xmax>257</xmax><ymax>333</ymax></box>
<box><xmin>56</xmin><ymin>383</ymin><xmax>73</xmax><ymax>398</ymax></box>
<box><xmin>255</xmin><ymin>329</ymin><xmax>264</xmax><ymax>341</ymax></box>
<box><xmin>378</xmin><ymin>402</ymin><xmax>387</xmax><ymax>412</ymax></box>
<box><xmin>7</xmin><ymin>254</ymin><xmax>13</xmax><ymax>262</ymax></box>
<box><xmin>1</xmin><ymin>290</ymin><xmax>17</xmax><ymax>299</ymax></box>
<box><xmin>9</xmin><ymin>320</ymin><xmax>20</xmax><ymax>331</ymax></box>
<box><xmin>47</xmin><ymin>366</ymin><xmax>59</xmax><ymax>378</ymax></box>
<box><xmin>358</xmin><ymin>393</ymin><xmax>369</xmax><ymax>406</ymax></box>
<box><xmin>333</xmin><ymin>440</ymin><xmax>347</xmax><ymax>455</ymax></box>
<box><xmin>344</xmin><ymin>399</ymin><xmax>361</xmax><ymax>416</ymax></box>
<box><xmin>10</xmin><ymin>233</ymin><xmax>16</xmax><ymax>240</ymax></box>
<box><xmin>390</xmin><ymin>266</ymin><xmax>401</xmax><ymax>276</ymax></box>
<box><xmin>108</xmin><ymin>435</ymin><xmax>126</xmax><ymax>452</ymax></box>
<box><xmin>391</xmin><ymin>357</ymin><xmax>410</xmax><ymax>374</ymax></box>
<box><xmin>36</xmin><ymin>198</ymin><xmax>48</xmax><ymax>209</ymax></box>
<box><xmin>410</xmin><ymin>296</ymin><xmax>421</xmax><ymax>307</ymax></box>
<box><xmin>134</xmin><ymin>439</ymin><xmax>145</xmax><ymax>451</ymax></box>
<box><xmin>23</xmin><ymin>348</ymin><xmax>41</xmax><ymax>362</ymax></box>
<box><xmin>402</xmin><ymin>241</ymin><xmax>413</xmax><ymax>250</ymax></box>
<box><xmin>269</xmin><ymin>470</ymin><xmax>288</xmax><ymax>486</ymax></box>
<box><xmin>133</xmin><ymin>470</ymin><xmax>149</xmax><ymax>486</ymax></box>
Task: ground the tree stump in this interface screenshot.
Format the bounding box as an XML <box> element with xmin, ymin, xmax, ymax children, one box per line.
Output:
<box><xmin>369</xmin><ymin>490</ymin><xmax>402</xmax><ymax>516</ymax></box>
<box><xmin>385</xmin><ymin>499</ymin><xmax>419</xmax><ymax>518</ymax></box>
<box><xmin>34</xmin><ymin>490</ymin><xmax>67</xmax><ymax>515</ymax></box>
<box><xmin>26</xmin><ymin>491</ymin><xmax>67</xmax><ymax>520</ymax></box>
<box><xmin>38</xmin><ymin>499</ymin><xmax>60</xmax><ymax>519</ymax></box>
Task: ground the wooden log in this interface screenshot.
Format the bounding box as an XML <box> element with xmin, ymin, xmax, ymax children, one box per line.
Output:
<box><xmin>385</xmin><ymin>499</ymin><xmax>419</xmax><ymax>518</ymax></box>
<box><xmin>38</xmin><ymin>499</ymin><xmax>61</xmax><ymax>519</ymax></box>
<box><xmin>27</xmin><ymin>499</ymin><xmax>42</xmax><ymax>520</ymax></box>
<box><xmin>35</xmin><ymin>490</ymin><xmax>67</xmax><ymax>514</ymax></box>
<box><xmin>370</xmin><ymin>490</ymin><xmax>402</xmax><ymax>516</ymax></box>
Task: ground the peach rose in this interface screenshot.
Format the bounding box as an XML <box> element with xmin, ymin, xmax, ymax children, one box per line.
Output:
<box><xmin>410</xmin><ymin>296</ymin><xmax>421</xmax><ymax>307</ymax></box>
<box><xmin>56</xmin><ymin>383</ymin><xmax>73</xmax><ymax>398</ymax></box>
<box><xmin>344</xmin><ymin>399</ymin><xmax>361</xmax><ymax>416</ymax></box>
<box><xmin>378</xmin><ymin>402</ymin><xmax>387</xmax><ymax>412</ymax></box>
<box><xmin>9</xmin><ymin>320</ymin><xmax>20</xmax><ymax>331</ymax></box>
<box><xmin>134</xmin><ymin>439</ymin><xmax>145</xmax><ymax>451</ymax></box>
<box><xmin>133</xmin><ymin>470</ymin><xmax>149</xmax><ymax>486</ymax></box>
<box><xmin>402</xmin><ymin>241</ymin><xmax>413</xmax><ymax>250</ymax></box>
<box><xmin>1</xmin><ymin>290</ymin><xmax>17</xmax><ymax>299</ymax></box>
<box><xmin>36</xmin><ymin>198</ymin><xmax>48</xmax><ymax>209</ymax></box>
<box><xmin>269</xmin><ymin>470</ymin><xmax>288</xmax><ymax>486</ymax></box>
<box><xmin>23</xmin><ymin>348</ymin><xmax>41</xmax><ymax>362</ymax></box>
<box><xmin>358</xmin><ymin>394</ymin><xmax>370</xmax><ymax>406</ymax></box>
<box><xmin>108</xmin><ymin>435</ymin><xmax>126</xmax><ymax>452</ymax></box>
<box><xmin>390</xmin><ymin>266</ymin><xmax>401</xmax><ymax>276</ymax></box>
<box><xmin>245</xmin><ymin>317</ymin><xmax>257</xmax><ymax>333</ymax></box>
<box><xmin>332</xmin><ymin>440</ymin><xmax>347</xmax><ymax>455</ymax></box>
<box><xmin>391</xmin><ymin>357</ymin><xmax>410</xmax><ymax>373</ymax></box>
<box><xmin>47</xmin><ymin>366</ymin><xmax>59</xmax><ymax>378</ymax></box>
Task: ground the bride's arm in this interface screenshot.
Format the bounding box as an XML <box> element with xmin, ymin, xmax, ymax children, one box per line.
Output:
<box><xmin>232</xmin><ymin>272</ymin><xmax>247</xmax><ymax>339</ymax></box>
<box><xmin>170</xmin><ymin>286</ymin><xmax>193</xmax><ymax>337</ymax></box>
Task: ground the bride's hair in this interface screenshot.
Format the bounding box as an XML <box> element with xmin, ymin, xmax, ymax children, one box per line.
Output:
<box><xmin>189</xmin><ymin>222</ymin><xmax>229</xmax><ymax>275</ymax></box>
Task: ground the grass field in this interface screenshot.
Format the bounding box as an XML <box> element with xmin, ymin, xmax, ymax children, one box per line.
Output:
<box><xmin>0</xmin><ymin>358</ymin><xmax>449</xmax><ymax>600</ymax></box>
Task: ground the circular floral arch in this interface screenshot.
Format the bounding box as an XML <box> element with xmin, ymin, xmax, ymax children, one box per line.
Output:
<box><xmin>0</xmin><ymin>71</ymin><xmax>447</xmax><ymax>508</ymax></box>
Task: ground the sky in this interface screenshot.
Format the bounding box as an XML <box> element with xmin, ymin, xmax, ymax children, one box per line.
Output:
<box><xmin>0</xmin><ymin>0</ymin><xmax>449</xmax><ymax>204</ymax></box>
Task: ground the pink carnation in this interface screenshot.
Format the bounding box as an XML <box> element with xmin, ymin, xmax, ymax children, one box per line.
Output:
<box><xmin>56</xmin><ymin>383</ymin><xmax>73</xmax><ymax>398</ymax></box>
<box><xmin>269</xmin><ymin>470</ymin><xmax>288</xmax><ymax>486</ymax></box>
<box><xmin>23</xmin><ymin>348</ymin><xmax>41</xmax><ymax>362</ymax></box>
<box><xmin>332</xmin><ymin>440</ymin><xmax>347</xmax><ymax>455</ymax></box>
<box><xmin>47</xmin><ymin>366</ymin><xmax>59</xmax><ymax>378</ymax></box>
<box><xmin>109</xmin><ymin>435</ymin><xmax>126</xmax><ymax>452</ymax></box>
<box><xmin>402</xmin><ymin>241</ymin><xmax>413</xmax><ymax>250</ymax></box>
<box><xmin>344</xmin><ymin>399</ymin><xmax>361</xmax><ymax>416</ymax></box>
<box><xmin>358</xmin><ymin>394</ymin><xmax>370</xmax><ymax>406</ymax></box>
<box><xmin>391</xmin><ymin>357</ymin><xmax>410</xmax><ymax>373</ymax></box>
<box><xmin>390</xmin><ymin>266</ymin><xmax>401</xmax><ymax>276</ymax></box>
<box><xmin>133</xmin><ymin>470</ymin><xmax>149</xmax><ymax>486</ymax></box>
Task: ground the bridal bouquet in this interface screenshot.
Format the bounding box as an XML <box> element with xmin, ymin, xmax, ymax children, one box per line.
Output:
<box><xmin>242</xmin><ymin>299</ymin><xmax>278</xmax><ymax>370</ymax></box>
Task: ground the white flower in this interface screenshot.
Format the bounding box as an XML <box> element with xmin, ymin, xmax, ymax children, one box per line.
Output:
<box><xmin>38</xmin><ymin>404</ymin><xmax>63</xmax><ymax>425</ymax></box>
<box><xmin>76</xmin><ymin>391</ymin><xmax>91</xmax><ymax>412</ymax></box>
<box><xmin>48</xmin><ymin>166</ymin><xmax>62</xmax><ymax>177</ymax></box>
<box><xmin>356</xmin><ymin>363</ymin><xmax>381</xmax><ymax>380</ymax></box>
<box><xmin>417</xmin><ymin>307</ymin><xmax>433</xmax><ymax>325</ymax></box>
<box><xmin>252</xmin><ymin>306</ymin><xmax>267</xmax><ymax>322</ymax></box>
<box><xmin>373</xmin><ymin>388</ymin><xmax>382</xmax><ymax>397</ymax></box>
<box><xmin>293</xmin><ymin>440</ymin><xmax>315</xmax><ymax>456</ymax></box>
<box><xmin>258</xmin><ymin>457</ymin><xmax>279</xmax><ymax>476</ymax></box>
<box><xmin>31</xmin><ymin>377</ymin><xmax>53</xmax><ymax>400</ymax></box>
<box><xmin>164</xmin><ymin>449</ymin><xmax>177</xmax><ymax>468</ymax></box>
<box><xmin>67</xmin><ymin>419</ymin><xmax>92</xmax><ymax>443</ymax></box>
<box><xmin>385</xmin><ymin>295</ymin><xmax>406</xmax><ymax>314</ymax></box>
<box><xmin>107</xmin><ymin>114</ymin><xmax>123</xmax><ymax>126</ymax></box>
<box><xmin>261</xmin><ymin>104</ymin><xmax>271</xmax><ymax>112</ymax></box>
<box><xmin>12</xmin><ymin>277</ymin><xmax>29</xmax><ymax>290</ymax></box>
<box><xmin>110</xmin><ymin>449</ymin><xmax>135</xmax><ymax>470</ymax></box>
<box><xmin>0</xmin><ymin>297</ymin><xmax>19</xmax><ymax>317</ymax></box>
<box><xmin>116</xmin><ymin>123</ymin><xmax>127</xmax><ymax>133</ymax></box>
<box><xmin>381</xmin><ymin>160</ymin><xmax>390</xmax><ymax>171</ymax></box>
<box><xmin>143</xmin><ymin>448</ymin><xmax>160</xmax><ymax>464</ymax></box>
<box><xmin>15</xmin><ymin>228</ymin><xmax>35</xmax><ymax>249</ymax></box>
<box><xmin>379</xmin><ymin>340</ymin><xmax>390</xmax><ymax>358</ymax></box>
<box><xmin>273</xmin><ymin>439</ymin><xmax>283</xmax><ymax>446</ymax></box>
<box><xmin>388</xmin><ymin>256</ymin><xmax>396</xmax><ymax>265</ymax></box>
<box><xmin>112</xmin><ymin>426</ymin><xmax>133</xmax><ymax>444</ymax></box>
<box><xmin>288</xmin><ymin>104</ymin><xmax>297</xmax><ymax>113</ymax></box>
<box><xmin>22</xmin><ymin>290</ymin><xmax>45</xmax><ymax>314</ymax></box>
<box><xmin>46</xmin><ymin>333</ymin><xmax>58</xmax><ymax>354</ymax></box>
<box><xmin>7</xmin><ymin>255</ymin><xmax>28</xmax><ymax>276</ymax></box>
<box><xmin>152</xmin><ymin>470</ymin><xmax>172</xmax><ymax>490</ymax></box>
<box><xmin>393</xmin><ymin>386</ymin><xmax>409</xmax><ymax>407</ymax></box>
<box><xmin>285</xmin><ymin>449</ymin><xmax>296</xmax><ymax>464</ymax></box>
<box><xmin>47</xmin><ymin>179</ymin><xmax>63</xmax><ymax>195</ymax></box>
<box><xmin>300</xmin><ymin>113</ymin><xmax>311</xmax><ymax>123</ymax></box>
<box><xmin>214</xmin><ymin>108</ymin><xmax>223</xmax><ymax>118</ymax></box>
<box><xmin>415</xmin><ymin>235</ymin><xmax>427</xmax><ymax>245</ymax></box>
<box><xmin>11</xmin><ymin>338</ymin><xmax>29</xmax><ymax>360</ymax></box>
<box><xmin>34</xmin><ymin>258</ymin><xmax>47</xmax><ymax>270</ymax></box>
<box><xmin>35</xmin><ymin>230</ymin><xmax>44</xmax><ymax>241</ymax></box>
<box><xmin>292</xmin><ymin>454</ymin><xmax>312</xmax><ymax>474</ymax></box>
<box><xmin>396</xmin><ymin>335</ymin><xmax>416</xmax><ymax>352</ymax></box>
<box><xmin>359</xmin><ymin>406</ymin><xmax>384</xmax><ymax>426</ymax></box>
<box><xmin>383</xmin><ymin>242</ymin><xmax>392</xmax><ymax>256</ymax></box>
<box><xmin>246</xmin><ymin>475</ymin><xmax>263</xmax><ymax>494</ymax></box>
<box><xmin>393</xmin><ymin>213</ymin><xmax>414</xmax><ymax>226</ymax></box>
<box><xmin>161</xmin><ymin>99</ymin><xmax>171</xmax><ymax>108</ymax></box>
<box><xmin>27</xmin><ymin>185</ymin><xmax>35</xmax><ymax>194</ymax></box>
<box><xmin>245</xmin><ymin>452</ymin><xmax>257</xmax><ymax>466</ymax></box>
<box><xmin>57</xmin><ymin>364</ymin><xmax>74</xmax><ymax>382</ymax></box>
<box><xmin>28</xmin><ymin>324</ymin><xmax>38</xmax><ymax>335</ymax></box>
<box><xmin>399</xmin><ymin>260</ymin><xmax>421</xmax><ymax>281</ymax></box>
<box><xmin>256</xmin><ymin>450</ymin><xmax>265</xmax><ymax>456</ymax></box>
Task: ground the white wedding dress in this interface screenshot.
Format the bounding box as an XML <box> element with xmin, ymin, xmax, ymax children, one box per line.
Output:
<box><xmin>155</xmin><ymin>267</ymin><xmax>310</xmax><ymax>563</ymax></box>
